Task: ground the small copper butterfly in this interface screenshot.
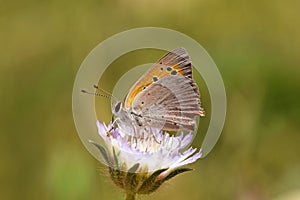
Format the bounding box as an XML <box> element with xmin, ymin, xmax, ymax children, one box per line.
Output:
<box><xmin>112</xmin><ymin>48</ymin><xmax>205</xmax><ymax>135</ymax></box>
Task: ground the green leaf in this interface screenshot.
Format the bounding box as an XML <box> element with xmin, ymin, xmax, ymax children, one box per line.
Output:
<box><xmin>137</xmin><ymin>168</ymin><xmax>168</xmax><ymax>194</ymax></box>
<box><xmin>128</xmin><ymin>163</ymin><xmax>140</xmax><ymax>173</ymax></box>
<box><xmin>112</xmin><ymin>147</ymin><xmax>119</xmax><ymax>169</ymax></box>
<box><xmin>163</xmin><ymin>168</ymin><xmax>192</xmax><ymax>182</ymax></box>
<box><xmin>88</xmin><ymin>140</ymin><xmax>110</xmax><ymax>166</ymax></box>
<box><xmin>143</xmin><ymin>168</ymin><xmax>192</xmax><ymax>194</ymax></box>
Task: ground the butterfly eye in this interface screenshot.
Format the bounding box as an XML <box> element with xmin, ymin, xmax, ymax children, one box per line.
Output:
<box><xmin>114</xmin><ymin>102</ymin><xmax>122</xmax><ymax>113</ymax></box>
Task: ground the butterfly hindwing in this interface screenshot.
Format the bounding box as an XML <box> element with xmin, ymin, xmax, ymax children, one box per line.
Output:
<box><xmin>131</xmin><ymin>76</ymin><xmax>204</xmax><ymax>131</ymax></box>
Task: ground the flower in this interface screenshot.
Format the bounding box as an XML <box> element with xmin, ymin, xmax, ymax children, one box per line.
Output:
<box><xmin>90</xmin><ymin>120</ymin><xmax>202</xmax><ymax>200</ymax></box>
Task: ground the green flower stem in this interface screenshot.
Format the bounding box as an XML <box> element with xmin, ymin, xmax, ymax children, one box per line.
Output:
<box><xmin>125</xmin><ymin>192</ymin><xmax>136</xmax><ymax>200</ymax></box>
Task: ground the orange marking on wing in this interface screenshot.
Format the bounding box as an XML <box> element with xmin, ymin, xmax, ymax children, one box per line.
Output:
<box><xmin>172</xmin><ymin>64</ymin><xmax>184</xmax><ymax>75</ymax></box>
<box><xmin>125</xmin><ymin>66</ymin><xmax>186</xmax><ymax>108</ymax></box>
<box><xmin>125</xmin><ymin>83</ymin><xmax>151</xmax><ymax>108</ymax></box>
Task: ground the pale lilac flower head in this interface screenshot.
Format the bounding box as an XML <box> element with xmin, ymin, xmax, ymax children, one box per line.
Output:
<box><xmin>90</xmin><ymin>120</ymin><xmax>202</xmax><ymax>199</ymax></box>
<box><xmin>95</xmin><ymin>121</ymin><xmax>202</xmax><ymax>173</ymax></box>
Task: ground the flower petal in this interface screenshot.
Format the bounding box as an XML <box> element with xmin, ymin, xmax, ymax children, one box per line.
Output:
<box><xmin>95</xmin><ymin>121</ymin><xmax>201</xmax><ymax>172</ymax></box>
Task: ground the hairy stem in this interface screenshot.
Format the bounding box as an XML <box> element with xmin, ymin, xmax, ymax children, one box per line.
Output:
<box><xmin>125</xmin><ymin>192</ymin><xmax>136</xmax><ymax>200</ymax></box>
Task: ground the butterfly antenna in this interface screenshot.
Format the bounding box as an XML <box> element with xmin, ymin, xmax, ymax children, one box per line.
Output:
<box><xmin>93</xmin><ymin>85</ymin><xmax>119</xmax><ymax>102</ymax></box>
<box><xmin>81</xmin><ymin>89</ymin><xmax>111</xmax><ymax>99</ymax></box>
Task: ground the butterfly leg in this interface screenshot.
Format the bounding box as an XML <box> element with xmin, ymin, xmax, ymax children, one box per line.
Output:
<box><xmin>108</xmin><ymin>117</ymin><xmax>118</xmax><ymax>132</ymax></box>
<box><xmin>131</xmin><ymin>124</ymin><xmax>140</xmax><ymax>148</ymax></box>
<box><xmin>149</xmin><ymin>127</ymin><xmax>161</xmax><ymax>144</ymax></box>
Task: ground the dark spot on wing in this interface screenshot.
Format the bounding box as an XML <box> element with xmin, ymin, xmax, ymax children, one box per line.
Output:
<box><xmin>171</xmin><ymin>70</ymin><xmax>177</xmax><ymax>75</ymax></box>
<box><xmin>167</xmin><ymin>67</ymin><xmax>172</xmax><ymax>71</ymax></box>
<box><xmin>153</xmin><ymin>76</ymin><xmax>158</xmax><ymax>82</ymax></box>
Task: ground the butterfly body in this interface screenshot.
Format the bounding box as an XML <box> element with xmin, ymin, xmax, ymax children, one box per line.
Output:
<box><xmin>112</xmin><ymin>48</ymin><xmax>204</xmax><ymax>136</ymax></box>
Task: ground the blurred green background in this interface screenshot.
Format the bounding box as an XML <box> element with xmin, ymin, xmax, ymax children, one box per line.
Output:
<box><xmin>1</xmin><ymin>0</ymin><xmax>300</xmax><ymax>199</ymax></box>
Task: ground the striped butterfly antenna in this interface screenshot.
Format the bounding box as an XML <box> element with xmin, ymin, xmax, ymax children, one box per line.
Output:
<box><xmin>81</xmin><ymin>84</ymin><xmax>119</xmax><ymax>102</ymax></box>
<box><xmin>93</xmin><ymin>84</ymin><xmax>119</xmax><ymax>103</ymax></box>
<box><xmin>81</xmin><ymin>89</ymin><xmax>112</xmax><ymax>99</ymax></box>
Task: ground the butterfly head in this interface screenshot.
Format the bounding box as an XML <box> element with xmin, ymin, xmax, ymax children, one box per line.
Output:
<box><xmin>112</xmin><ymin>101</ymin><xmax>135</xmax><ymax>133</ymax></box>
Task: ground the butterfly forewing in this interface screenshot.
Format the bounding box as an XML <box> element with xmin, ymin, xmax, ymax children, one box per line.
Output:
<box><xmin>124</xmin><ymin>48</ymin><xmax>193</xmax><ymax>109</ymax></box>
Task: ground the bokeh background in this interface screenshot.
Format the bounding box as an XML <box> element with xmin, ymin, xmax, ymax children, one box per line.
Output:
<box><xmin>1</xmin><ymin>0</ymin><xmax>300</xmax><ymax>200</ymax></box>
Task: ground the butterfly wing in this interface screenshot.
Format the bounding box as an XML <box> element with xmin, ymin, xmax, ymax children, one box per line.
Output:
<box><xmin>131</xmin><ymin>75</ymin><xmax>204</xmax><ymax>131</ymax></box>
<box><xmin>124</xmin><ymin>48</ymin><xmax>193</xmax><ymax>109</ymax></box>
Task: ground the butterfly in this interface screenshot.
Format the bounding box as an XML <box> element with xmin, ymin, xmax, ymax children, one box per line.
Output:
<box><xmin>111</xmin><ymin>48</ymin><xmax>205</xmax><ymax>136</ymax></box>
